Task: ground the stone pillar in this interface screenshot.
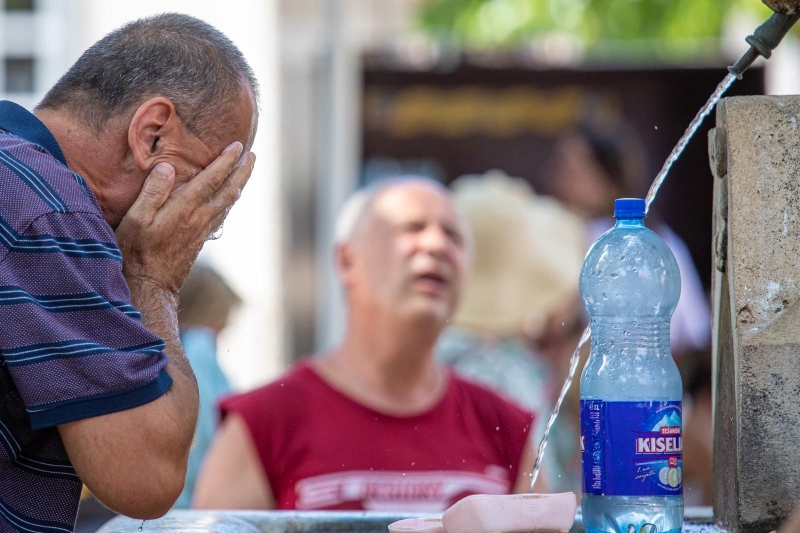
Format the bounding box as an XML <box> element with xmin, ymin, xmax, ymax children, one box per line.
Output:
<box><xmin>710</xmin><ymin>95</ymin><xmax>800</xmax><ymax>533</ymax></box>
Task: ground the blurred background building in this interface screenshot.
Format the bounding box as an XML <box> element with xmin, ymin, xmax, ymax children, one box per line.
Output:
<box><xmin>2</xmin><ymin>0</ymin><xmax>799</xmax><ymax>391</ymax></box>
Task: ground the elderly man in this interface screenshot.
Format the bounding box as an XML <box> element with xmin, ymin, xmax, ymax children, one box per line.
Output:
<box><xmin>194</xmin><ymin>178</ymin><xmax>544</xmax><ymax>511</ymax></box>
<box><xmin>0</xmin><ymin>13</ymin><xmax>257</xmax><ymax>532</ymax></box>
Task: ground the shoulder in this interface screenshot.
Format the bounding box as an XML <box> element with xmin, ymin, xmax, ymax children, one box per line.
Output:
<box><xmin>450</xmin><ymin>372</ymin><xmax>534</xmax><ymax>430</ymax></box>
<box><xmin>219</xmin><ymin>362</ymin><xmax>318</xmax><ymax>453</ymax></box>
<box><xmin>0</xmin><ymin>130</ymin><xmax>103</xmax><ymax>225</ymax></box>
<box><xmin>220</xmin><ymin>361</ymin><xmax>316</xmax><ymax>419</ymax></box>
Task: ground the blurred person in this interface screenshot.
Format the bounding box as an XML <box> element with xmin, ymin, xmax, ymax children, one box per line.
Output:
<box><xmin>437</xmin><ymin>171</ymin><xmax>585</xmax><ymax>492</ymax></box>
<box><xmin>194</xmin><ymin>178</ymin><xmax>545</xmax><ymax>511</ymax></box>
<box><xmin>174</xmin><ymin>263</ymin><xmax>242</xmax><ymax>508</ymax></box>
<box><xmin>680</xmin><ymin>348</ymin><xmax>713</xmax><ymax>507</ymax></box>
<box><xmin>548</xmin><ymin>121</ymin><xmax>711</xmax><ymax>359</ymax></box>
<box><xmin>0</xmin><ymin>13</ymin><xmax>258</xmax><ymax>531</ymax></box>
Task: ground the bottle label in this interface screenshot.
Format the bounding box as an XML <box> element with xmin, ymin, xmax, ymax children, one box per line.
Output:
<box><xmin>580</xmin><ymin>400</ymin><xmax>682</xmax><ymax>496</ymax></box>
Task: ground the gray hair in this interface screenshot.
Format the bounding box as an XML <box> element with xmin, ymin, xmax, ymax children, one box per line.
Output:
<box><xmin>334</xmin><ymin>187</ymin><xmax>374</xmax><ymax>245</ymax></box>
<box><xmin>37</xmin><ymin>13</ymin><xmax>258</xmax><ymax>141</ymax></box>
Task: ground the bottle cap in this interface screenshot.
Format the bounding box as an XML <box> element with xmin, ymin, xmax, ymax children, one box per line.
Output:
<box><xmin>614</xmin><ymin>198</ymin><xmax>646</xmax><ymax>219</ymax></box>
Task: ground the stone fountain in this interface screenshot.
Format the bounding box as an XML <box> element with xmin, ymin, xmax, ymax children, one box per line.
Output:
<box><xmin>709</xmin><ymin>95</ymin><xmax>800</xmax><ymax>533</ymax></box>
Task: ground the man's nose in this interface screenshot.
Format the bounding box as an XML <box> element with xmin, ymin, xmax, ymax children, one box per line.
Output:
<box><xmin>418</xmin><ymin>225</ymin><xmax>449</xmax><ymax>255</ymax></box>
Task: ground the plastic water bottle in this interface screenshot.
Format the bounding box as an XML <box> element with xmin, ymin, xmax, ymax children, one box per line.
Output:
<box><xmin>579</xmin><ymin>198</ymin><xmax>684</xmax><ymax>533</ymax></box>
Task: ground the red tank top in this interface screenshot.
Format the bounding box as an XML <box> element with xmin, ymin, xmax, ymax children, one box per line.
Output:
<box><xmin>219</xmin><ymin>361</ymin><xmax>534</xmax><ymax>511</ymax></box>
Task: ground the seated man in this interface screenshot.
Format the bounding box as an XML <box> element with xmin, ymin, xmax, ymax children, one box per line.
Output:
<box><xmin>194</xmin><ymin>178</ymin><xmax>545</xmax><ymax>511</ymax></box>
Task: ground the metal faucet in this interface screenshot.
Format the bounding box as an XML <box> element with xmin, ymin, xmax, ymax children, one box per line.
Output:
<box><xmin>728</xmin><ymin>0</ymin><xmax>800</xmax><ymax>78</ymax></box>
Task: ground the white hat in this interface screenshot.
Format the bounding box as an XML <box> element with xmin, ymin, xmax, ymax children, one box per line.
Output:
<box><xmin>451</xmin><ymin>170</ymin><xmax>585</xmax><ymax>337</ymax></box>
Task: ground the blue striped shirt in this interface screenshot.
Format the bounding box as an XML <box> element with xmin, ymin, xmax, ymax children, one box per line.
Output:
<box><xmin>0</xmin><ymin>101</ymin><xmax>171</xmax><ymax>532</ymax></box>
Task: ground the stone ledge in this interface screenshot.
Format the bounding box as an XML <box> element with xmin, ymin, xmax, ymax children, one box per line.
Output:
<box><xmin>98</xmin><ymin>508</ymin><xmax>718</xmax><ymax>533</ymax></box>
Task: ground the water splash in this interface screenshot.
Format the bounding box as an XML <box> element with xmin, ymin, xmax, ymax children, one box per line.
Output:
<box><xmin>529</xmin><ymin>325</ymin><xmax>591</xmax><ymax>491</ymax></box>
<box><xmin>529</xmin><ymin>72</ymin><xmax>738</xmax><ymax>492</ymax></box>
<box><xmin>645</xmin><ymin>73</ymin><xmax>737</xmax><ymax>212</ymax></box>
<box><xmin>206</xmin><ymin>223</ymin><xmax>225</xmax><ymax>241</ymax></box>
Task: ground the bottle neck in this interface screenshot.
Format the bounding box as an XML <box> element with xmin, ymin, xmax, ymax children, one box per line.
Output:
<box><xmin>614</xmin><ymin>217</ymin><xmax>645</xmax><ymax>228</ymax></box>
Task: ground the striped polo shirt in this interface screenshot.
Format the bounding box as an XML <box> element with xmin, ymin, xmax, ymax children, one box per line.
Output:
<box><xmin>0</xmin><ymin>101</ymin><xmax>172</xmax><ymax>532</ymax></box>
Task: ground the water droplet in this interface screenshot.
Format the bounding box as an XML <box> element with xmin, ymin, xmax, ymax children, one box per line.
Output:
<box><xmin>655</xmin><ymin>125</ymin><xmax>659</xmax><ymax>130</ymax></box>
<box><xmin>495</xmin><ymin>426</ymin><xmax>500</xmax><ymax>430</ymax></box>
<box><xmin>402</xmin><ymin>473</ymin><xmax>406</xmax><ymax>476</ymax></box>
<box><xmin>138</xmin><ymin>521</ymin><xmax>146</xmax><ymax>532</ymax></box>
<box><xmin>206</xmin><ymin>224</ymin><xmax>224</xmax><ymax>241</ymax></box>
<box><xmin>411</xmin><ymin>462</ymin><xmax>415</xmax><ymax>466</ymax></box>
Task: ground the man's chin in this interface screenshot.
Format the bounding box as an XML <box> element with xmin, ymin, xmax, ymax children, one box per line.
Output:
<box><xmin>403</xmin><ymin>301</ymin><xmax>453</xmax><ymax>328</ymax></box>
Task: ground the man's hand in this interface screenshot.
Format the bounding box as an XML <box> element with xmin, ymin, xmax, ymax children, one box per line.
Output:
<box><xmin>115</xmin><ymin>141</ymin><xmax>256</xmax><ymax>294</ymax></box>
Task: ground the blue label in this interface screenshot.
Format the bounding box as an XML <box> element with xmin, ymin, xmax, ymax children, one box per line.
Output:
<box><xmin>581</xmin><ymin>400</ymin><xmax>683</xmax><ymax>496</ymax></box>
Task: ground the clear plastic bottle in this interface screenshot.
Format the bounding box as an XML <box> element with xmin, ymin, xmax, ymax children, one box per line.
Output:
<box><xmin>579</xmin><ymin>198</ymin><xmax>684</xmax><ymax>533</ymax></box>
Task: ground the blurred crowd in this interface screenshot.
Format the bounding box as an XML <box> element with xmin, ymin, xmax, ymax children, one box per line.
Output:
<box><xmin>79</xmin><ymin>120</ymin><xmax>714</xmax><ymax>525</ymax></box>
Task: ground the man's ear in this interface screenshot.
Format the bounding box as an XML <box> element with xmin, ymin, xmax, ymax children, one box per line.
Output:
<box><xmin>127</xmin><ymin>97</ymin><xmax>180</xmax><ymax>171</ymax></box>
<box><xmin>334</xmin><ymin>243</ymin><xmax>356</xmax><ymax>286</ymax></box>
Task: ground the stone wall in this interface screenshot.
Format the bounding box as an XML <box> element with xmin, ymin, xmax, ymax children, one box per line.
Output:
<box><xmin>710</xmin><ymin>95</ymin><xmax>800</xmax><ymax>533</ymax></box>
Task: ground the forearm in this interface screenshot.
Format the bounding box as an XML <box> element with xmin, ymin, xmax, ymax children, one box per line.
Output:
<box><xmin>126</xmin><ymin>276</ymin><xmax>200</xmax><ymax>457</ymax></box>
<box><xmin>58</xmin><ymin>279</ymin><xmax>201</xmax><ymax>518</ymax></box>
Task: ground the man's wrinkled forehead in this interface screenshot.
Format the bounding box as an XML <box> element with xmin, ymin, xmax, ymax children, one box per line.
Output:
<box><xmin>244</xmin><ymin>109</ymin><xmax>258</xmax><ymax>151</ymax></box>
<box><xmin>224</xmin><ymin>90</ymin><xmax>257</xmax><ymax>153</ymax></box>
<box><xmin>340</xmin><ymin>178</ymin><xmax>467</xmax><ymax>248</ymax></box>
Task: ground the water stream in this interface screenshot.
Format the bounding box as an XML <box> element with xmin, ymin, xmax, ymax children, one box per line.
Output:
<box><xmin>645</xmin><ymin>73</ymin><xmax>737</xmax><ymax>212</ymax></box>
<box><xmin>528</xmin><ymin>325</ymin><xmax>591</xmax><ymax>491</ymax></box>
<box><xmin>528</xmin><ymin>71</ymin><xmax>738</xmax><ymax>492</ymax></box>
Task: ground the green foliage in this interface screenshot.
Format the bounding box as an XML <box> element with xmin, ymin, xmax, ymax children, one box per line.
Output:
<box><xmin>417</xmin><ymin>0</ymin><xmax>773</xmax><ymax>57</ymax></box>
